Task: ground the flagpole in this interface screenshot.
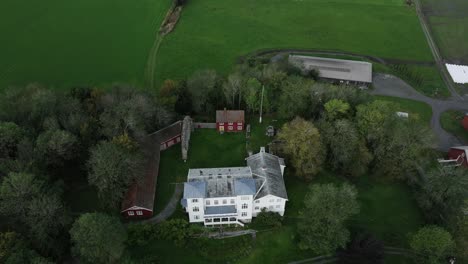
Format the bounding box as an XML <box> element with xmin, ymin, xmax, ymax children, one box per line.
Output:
<box><xmin>259</xmin><ymin>85</ymin><xmax>264</xmax><ymax>124</ymax></box>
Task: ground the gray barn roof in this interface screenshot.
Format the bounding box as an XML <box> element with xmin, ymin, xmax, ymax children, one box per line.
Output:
<box><xmin>246</xmin><ymin>150</ymin><xmax>288</xmax><ymax>200</ymax></box>
<box><xmin>289</xmin><ymin>55</ymin><xmax>372</xmax><ymax>83</ymax></box>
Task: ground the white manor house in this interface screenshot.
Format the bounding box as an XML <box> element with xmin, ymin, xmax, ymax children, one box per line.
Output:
<box><xmin>181</xmin><ymin>148</ymin><xmax>288</xmax><ymax>227</ymax></box>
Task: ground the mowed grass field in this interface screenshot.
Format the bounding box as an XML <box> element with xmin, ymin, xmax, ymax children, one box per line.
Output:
<box><xmin>154</xmin><ymin>0</ymin><xmax>433</xmax><ymax>87</ymax></box>
<box><xmin>0</xmin><ymin>0</ymin><xmax>171</xmax><ymax>89</ymax></box>
<box><xmin>421</xmin><ymin>0</ymin><xmax>468</xmax><ymax>64</ymax></box>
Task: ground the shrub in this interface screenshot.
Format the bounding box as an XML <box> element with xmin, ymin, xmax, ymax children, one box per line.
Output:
<box><xmin>253</xmin><ymin>209</ymin><xmax>283</xmax><ymax>228</ymax></box>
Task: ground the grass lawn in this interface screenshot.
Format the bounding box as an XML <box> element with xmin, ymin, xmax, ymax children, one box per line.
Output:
<box><xmin>373</xmin><ymin>96</ymin><xmax>433</xmax><ymax>125</ymax></box>
<box><xmin>421</xmin><ymin>0</ymin><xmax>468</xmax><ymax>64</ymax></box>
<box><xmin>154</xmin><ymin>0</ymin><xmax>433</xmax><ymax>88</ymax></box>
<box><xmin>0</xmin><ymin>0</ymin><xmax>172</xmax><ymax>89</ymax></box>
<box><xmin>440</xmin><ymin>110</ymin><xmax>468</xmax><ymax>143</ymax></box>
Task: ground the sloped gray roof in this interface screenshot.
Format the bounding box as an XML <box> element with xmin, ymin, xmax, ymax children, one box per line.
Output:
<box><xmin>246</xmin><ymin>151</ymin><xmax>288</xmax><ymax>200</ymax></box>
<box><xmin>205</xmin><ymin>205</ymin><xmax>237</xmax><ymax>215</ymax></box>
<box><xmin>183</xmin><ymin>181</ymin><xmax>206</xmax><ymax>199</ymax></box>
<box><xmin>234</xmin><ymin>178</ymin><xmax>256</xmax><ymax>196</ymax></box>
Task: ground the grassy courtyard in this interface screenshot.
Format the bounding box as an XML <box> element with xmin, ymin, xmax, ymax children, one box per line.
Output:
<box><xmin>154</xmin><ymin>0</ymin><xmax>433</xmax><ymax>87</ymax></box>
<box><xmin>0</xmin><ymin>0</ymin><xmax>171</xmax><ymax>89</ymax></box>
<box><xmin>141</xmin><ymin>124</ymin><xmax>424</xmax><ymax>263</ymax></box>
<box><xmin>440</xmin><ymin>110</ymin><xmax>468</xmax><ymax>143</ymax></box>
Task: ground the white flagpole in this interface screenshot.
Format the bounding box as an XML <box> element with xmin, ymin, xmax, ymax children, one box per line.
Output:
<box><xmin>259</xmin><ymin>85</ymin><xmax>264</xmax><ymax>124</ymax></box>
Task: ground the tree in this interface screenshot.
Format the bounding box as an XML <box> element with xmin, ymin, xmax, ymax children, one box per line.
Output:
<box><xmin>98</xmin><ymin>87</ymin><xmax>161</xmax><ymax>140</ymax></box>
<box><xmin>187</xmin><ymin>69</ymin><xmax>218</xmax><ymax>113</ymax></box>
<box><xmin>0</xmin><ymin>172</ymin><xmax>43</xmax><ymax>218</ymax></box>
<box><xmin>87</xmin><ymin>141</ymin><xmax>144</xmax><ymax>209</ymax></box>
<box><xmin>324</xmin><ymin>99</ymin><xmax>350</xmax><ymax>120</ymax></box>
<box><xmin>409</xmin><ymin>226</ymin><xmax>454</xmax><ymax>264</ymax></box>
<box><xmin>70</xmin><ymin>213</ymin><xmax>127</xmax><ymax>263</ymax></box>
<box><xmin>0</xmin><ymin>232</ymin><xmax>52</xmax><ymax>264</ymax></box>
<box><xmin>277</xmin><ymin>76</ymin><xmax>313</xmax><ymax>119</ymax></box>
<box><xmin>35</xmin><ymin>129</ymin><xmax>77</xmax><ymax>167</ymax></box>
<box><xmin>0</xmin><ymin>122</ymin><xmax>24</xmax><ymax>159</ymax></box>
<box><xmin>175</xmin><ymin>81</ymin><xmax>193</xmax><ymax>114</ymax></box>
<box><xmin>298</xmin><ymin>183</ymin><xmax>360</xmax><ymax>254</ymax></box>
<box><xmin>356</xmin><ymin>100</ymin><xmax>398</xmax><ymax>142</ymax></box>
<box><xmin>277</xmin><ymin>117</ymin><xmax>325</xmax><ymax>180</ymax></box>
<box><xmin>159</xmin><ymin>79</ymin><xmax>179</xmax><ymax>109</ymax></box>
<box><xmin>320</xmin><ymin>119</ymin><xmax>372</xmax><ymax>177</ymax></box>
<box><xmin>244</xmin><ymin>78</ymin><xmax>261</xmax><ymax>113</ymax></box>
<box><xmin>337</xmin><ymin>234</ymin><xmax>384</xmax><ymax>264</ymax></box>
<box><xmin>417</xmin><ymin>166</ymin><xmax>468</xmax><ymax>221</ymax></box>
<box><xmin>223</xmin><ymin>73</ymin><xmax>243</xmax><ymax>108</ymax></box>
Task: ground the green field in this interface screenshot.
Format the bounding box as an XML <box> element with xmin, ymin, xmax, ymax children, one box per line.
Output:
<box><xmin>421</xmin><ymin>0</ymin><xmax>468</xmax><ymax>64</ymax></box>
<box><xmin>374</xmin><ymin>96</ymin><xmax>433</xmax><ymax>125</ymax></box>
<box><xmin>154</xmin><ymin>0</ymin><xmax>433</xmax><ymax>87</ymax></box>
<box><xmin>0</xmin><ymin>0</ymin><xmax>171</xmax><ymax>89</ymax></box>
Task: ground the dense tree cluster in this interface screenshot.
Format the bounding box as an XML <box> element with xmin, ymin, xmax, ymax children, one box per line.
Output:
<box><xmin>0</xmin><ymin>85</ymin><xmax>174</xmax><ymax>262</ymax></box>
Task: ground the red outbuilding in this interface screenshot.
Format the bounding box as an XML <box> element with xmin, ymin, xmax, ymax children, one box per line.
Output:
<box><xmin>447</xmin><ymin>146</ymin><xmax>468</xmax><ymax>167</ymax></box>
<box><xmin>121</xmin><ymin>121</ymin><xmax>183</xmax><ymax>219</ymax></box>
<box><xmin>462</xmin><ymin>115</ymin><xmax>468</xmax><ymax>131</ymax></box>
<box><xmin>216</xmin><ymin>109</ymin><xmax>245</xmax><ymax>133</ymax></box>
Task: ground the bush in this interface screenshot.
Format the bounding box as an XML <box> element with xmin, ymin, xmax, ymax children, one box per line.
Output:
<box><xmin>253</xmin><ymin>209</ymin><xmax>283</xmax><ymax>228</ymax></box>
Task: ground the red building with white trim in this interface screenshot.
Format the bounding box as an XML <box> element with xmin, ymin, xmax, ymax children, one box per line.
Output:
<box><xmin>447</xmin><ymin>146</ymin><xmax>468</xmax><ymax>167</ymax></box>
<box><xmin>216</xmin><ymin>110</ymin><xmax>245</xmax><ymax>133</ymax></box>
<box><xmin>121</xmin><ymin>121</ymin><xmax>183</xmax><ymax>219</ymax></box>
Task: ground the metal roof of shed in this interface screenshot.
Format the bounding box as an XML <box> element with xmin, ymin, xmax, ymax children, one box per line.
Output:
<box><xmin>446</xmin><ymin>64</ymin><xmax>468</xmax><ymax>84</ymax></box>
<box><xmin>289</xmin><ymin>55</ymin><xmax>372</xmax><ymax>83</ymax></box>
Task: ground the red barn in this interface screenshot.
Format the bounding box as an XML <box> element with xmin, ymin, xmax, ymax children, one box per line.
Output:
<box><xmin>216</xmin><ymin>110</ymin><xmax>245</xmax><ymax>133</ymax></box>
<box><xmin>447</xmin><ymin>146</ymin><xmax>468</xmax><ymax>167</ymax></box>
<box><xmin>121</xmin><ymin>121</ymin><xmax>183</xmax><ymax>219</ymax></box>
<box><xmin>462</xmin><ymin>115</ymin><xmax>468</xmax><ymax>131</ymax></box>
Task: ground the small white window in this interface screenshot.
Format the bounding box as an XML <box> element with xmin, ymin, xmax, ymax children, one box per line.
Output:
<box><xmin>242</xmin><ymin>203</ymin><xmax>248</xmax><ymax>209</ymax></box>
<box><xmin>136</xmin><ymin>211</ymin><xmax>143</xmax><ymax>216</ymax></box>
<box><xmin>241</xmin><ymin>212</ymin><xmax>247</xmax><ymax>217</ymax></box>
<box><xmin>194</xmin><ymin>215</ymin><xmax>199</xmax><ymax>220</ymax></box>
<box><xmin>128</xmin><ymin>211</ymin><xmax>134</xmax><ymax>216</ymax></box>
<box><xmin>230</xmin><ymin>199</ymin><xmax>235</xmax><ymax>204</ymax></box>
<box><xmin>241</xmin><ymin>196</ymin><xmax>249</xmax><ymax>200</ymax></box>
<box><xmin>192</xmin><ymin>199</ymin><xmax>198</xmax><ymax>203</ymax></box>
<box><xmin>193</xmin><ymin>207</ymin><xmax>199</xmax><ymax>212</ymax></box>
<box><xmin>237</xmin><ymin>126</ymin><xmax>242</xmax><ymax>130</ymax></box>
<box><xmin>276</xmin><ymin>205</ymin><xmax>280</xmax><ymax>208</ymax></box>
<box><xmin>228</xmin><ymin>122</ymin><xmax>233</xmax><ymax>125</ymax></box>
<box><xmin>255</xmin><ymin>207</ymin><xmax>259</xmax><ymax>210</ymax></box>
<box><xmin>255</xmin><ymin>200</ymin><xmax>260</xmax><ymax>204</ymax></box>
<box><xmin>269</xmin><ymin>206</ymin><xmax>273</xmax><ymax>210</ymax></box>
<box><xmin>206</xmin><ymin>200</ymin><xmax>210</xmax><ymax>205</ymax></box>
<box><xmin>214</xmin><ymin>200</ymin><xmax>219</xmax><ymax>205</ymax></box>
<box><xmin>223</xmin><ymin>199</ymin><xmax>227</xmax><ymax>204</ymax></box>
<box><xmin>276</xmin><ymin>199</ymin><xmax>281</xmax><ymax>202</ymax></box>
<box><xmin>269</xmin><ymin>199</ymin><xmax>274</xmax><ymax>203</ymax></box>
<box><xmin>228</xmin><ymin>126</ymin><xmax>233</xmax><ymax>130</ymax></box>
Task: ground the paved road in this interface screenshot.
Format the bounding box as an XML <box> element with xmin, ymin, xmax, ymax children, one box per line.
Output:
<box><xmin>413</xmin><ymin>0</ymin><xmax>463</xmax><ymax>100</ymax></box>
<box><xmin>372</xmin><ymin>73</ymin><xmax>468</xmax><ymax>150</ymax></box>
<box><xmin>143</xmin><ymin>184</ymin><xmax>183</xmax><ymax>224</ymax></box>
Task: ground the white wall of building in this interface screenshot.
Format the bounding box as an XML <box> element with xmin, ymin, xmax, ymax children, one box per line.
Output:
<box><xmin>252</xmin><ymin>195</ymin><xmax>286</xmax><ymax>217</ymax></box>
<box><xmin>186</xmin><ymin>198</ymin><xmax>204</xmax><ymax>223</ymax></box>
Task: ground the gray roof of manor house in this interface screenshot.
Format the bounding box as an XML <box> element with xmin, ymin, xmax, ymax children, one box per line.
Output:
<box><xmin>246</xmin><ymin>150</ymin><xmax>288</xmax><ymax>200</ymax></box>
<box><xmin>234</xmin><ymin>178</ymin><xmax>257</xmax><ymax>196</ymax></box>
<box><xmin>183</xmin><ymin>181</ymin><xmax>206</xmax><ymax>199</ymax></box>
<box><xmin>289</xmin><ymin>55</ymin><xmax>372</xmax><ymax>83</ymax></box>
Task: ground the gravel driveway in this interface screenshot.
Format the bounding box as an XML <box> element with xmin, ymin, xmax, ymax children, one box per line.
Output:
<box><xmin>372</xmin><ymin>73</ymin><xmax>468</xmax><ymax>150</ymax></box>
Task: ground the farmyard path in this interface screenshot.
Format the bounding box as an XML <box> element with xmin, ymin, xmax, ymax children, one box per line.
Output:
<box><xmin>372</xmin><ymin>73</ymin><xmax>468</xmax><ymax>150</ymax></box>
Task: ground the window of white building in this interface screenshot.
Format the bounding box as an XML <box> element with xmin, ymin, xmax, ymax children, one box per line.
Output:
<box><xmin>241</xmin><ymin>212</ymin><xmax>247</xmax><ymax>217</ymax></box>
<box><xmin>269</xmin><ymin>206</ymin><xmax>273</xmax><ymax>210</ymax></box>
<box><xmin>192</xmin><ymin>199</ymin><xmax>198</xmax><ymax>203</ymax></box>
<box><xmin>223</xmin><ymin>199</ymin><xmax>227</xmax><ymax>204</ymax></box>
<box><xmin>255</xmin><ymin>200</ymin><xmax>260</xmax><ymax>204</ymax></box>
<box><xmin>194</xmin><ymin>215</ymin><xmax>199</xmax><ymax>220</ymax></box>
<box><xmin>269</xmin><ymin>199</ymin><xmax>274</xmax><ymax>203</ymax></box>
<box><xmin>230</xmin><ymin>199</ymin><xmax>235</xmax><ymax>204</ymax></box>
<box><xmin>276</xmin><ymin>199</ymin><xmax>281</xmax><ymax>202</ymax></box>
<box><xmin>206</xmin><ymin>200</ymin><xmax>210</xmax><ymax>205</ymax></box>
<box><xmin>136</xmin><ymin>211</ymin><xmax>143</xmax><ymax>215</ymax></box>
<box><xmin>255</xmin><ymin>207</ymin><xmax>259</xmax><ymax>210</ymax></box>
<box><xmin>193</xmin><ymin>207</ymin><xmax>199</xmax><ymax>212</ymax></box>
<box><xmin>242</xmin><ymin>203</ymin><xmax>248</xmax><ymax>209</ymax></box>
<box><xmin>276</xmin><ymin>205</ymin><xmax>280</xmax><ymax>208</ymax></box>
<box><xmin>214</xmin><ymin>200</ymin><xmax>219</xmax><ymax>205</ymax></box>
<box><xmin>241</xmin><ymin>196</ymin><xmax>249</xmax><ymax>200</ymax></box>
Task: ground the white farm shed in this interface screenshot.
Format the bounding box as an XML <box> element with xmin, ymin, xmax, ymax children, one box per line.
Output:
<box><xmin>289</xmin><ymin>55</ymin><xmax>373</xmax><ymax>84</ymax></box>
<box><xmin>446</xmin><ymin>64</ymin><xmax>468</xmax><ymax>84</ymax></box>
